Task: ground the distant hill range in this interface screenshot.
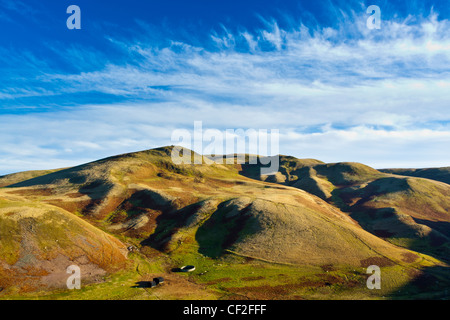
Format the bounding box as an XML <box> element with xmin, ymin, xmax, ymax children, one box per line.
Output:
<box><xmin>379</xmin><ymin>167</ymin><xmax>450</xmax><ymax>185</ymax></box>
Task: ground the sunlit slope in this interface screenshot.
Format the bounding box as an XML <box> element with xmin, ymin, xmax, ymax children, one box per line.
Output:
<box><xmin>193</xmin><ymin>197</ymin><xmax>421</xmax><ymax>266</ymax></box>
<box><xmin>0</xmin><ymin>196</ymin><xmax>127</xmax><ymax>293</ymax></box>
<box><xmin>1</xmin><ymin>146</ymin><xmax>449</xmax><ymax>300</ymax></box>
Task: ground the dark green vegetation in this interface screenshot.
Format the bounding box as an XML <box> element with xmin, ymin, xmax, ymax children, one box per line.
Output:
<box><xmin>0</xmin><ymin>146</ymin><xmax>449</xmax><ymax>300</ymax></box>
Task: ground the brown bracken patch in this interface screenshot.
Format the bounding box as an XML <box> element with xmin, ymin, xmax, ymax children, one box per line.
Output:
<box><xmin>240</xmin><ymin>276</ymin><xmax>265</xmax><ymax>281</ymax></box>
<box><xmin>407</xmin><ymin>268</ymin><xmax>422</xmax><ymax>278</ymax></box>
<box><xmin>360</xmin><ymin>257</ymin><xmax>395</xmax><ymax>267</ymax></box>
<box><xmin>67</xmin><ymin>193</ymin><xmax>85</xmax><ymax>198</ymax></box>
<box><xmin>401</xmin><ymin>252</ymin><xmax>419</xmax><ymax>263</ymax></box>
<box><xmin>227</xmin><ymin>284</ymin><xmax>294</xmax><ymax>300</ymax></box>
<box><xmin>9</xmin><ymin>188</ymin><xmax>55</xmax><ymax>197</ymax></box>
<box><xmin>44</xmin><ymin>199</ymin><xmax>92</xmax><ymax>214</ymax></box>
<box><xmin>320</xmin><ymin>264</ymin><xmax>336</xmax><ymax>272</ymax></box>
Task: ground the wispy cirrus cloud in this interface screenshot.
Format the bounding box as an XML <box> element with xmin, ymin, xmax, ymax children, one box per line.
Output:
<box><xmin>28</xmin><ymin>12</ymin><xmax>450</xmax><ymax>100</ymax></box>
<box><xmin>0</xmin><ymin>3</ymin><xmax>449</xmax><ymax>174</ymax></box>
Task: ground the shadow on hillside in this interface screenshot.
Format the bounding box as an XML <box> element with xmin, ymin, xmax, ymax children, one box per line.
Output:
<box><xmin>7</xmin><ymin>166</ymin><xmax>87</xmax><ymax>188</ymax></box>
<box><xmin>349</xmin><ymin>209</ymin><xmax>450</xmax><ymax>264</ymax></box>
<box><xmin>388</xmin><ymin>265</ymin><xmax>450</xmax><ymax>300</ymax></box>
<box><xmin>334</xmin><ymin>177</ymin><xmax>411</xmax><ymax>205</ymax></box>
<box><xmin>195</xmin><ymin>201</ymin><xmax>252</xmax><ymax>259</ymax></box>
<box><xmin>328</xmin><ymin>183</ymin><xmax>450</xmax><ymax>265</ymax></box>
<box><xmin>380</xmin><ymin>168</ymin><xmax>450</xmax><ymax>186</ymax></box>
<box><xmin>238</xmin><ymin>156</ymin><xmax>282</xmax><ymax>180</ymax></box>
<box><xmin>413</xmin><ymin>218</ymin><xmax>450</xmax><ymax>238</ymax></box>
<box><xmin>131</xmin><ymin>281</ymin><xmax>155</xmax><ymax>288</ymax></box>
<box><xmin>6</xmin><ymin>166</ymin><xmax>117</xmax><ymax>216</ymax></box>
<box><xmin>194</xmin><ymin>204</ymin><xmax>227</xmax><ymax>259</ymax></box>
<box><xmin>140</xmin><ymin>201</ymin><xmax>203</xmax><ymax>251</ymax></box>
<box><xmin>141</xmin><ymin>197</ymin><xmax>253</xmax><ymax>259</ymax></box>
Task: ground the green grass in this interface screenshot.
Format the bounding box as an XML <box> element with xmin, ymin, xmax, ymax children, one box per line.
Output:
<box><xmin>2</xmin><ymin>232</ymin><xmax>448</xmax><ymax>300</ymax></box>
<box><xmin>169</xmin><ymin>249</ymin><xmax>423</xmax><ymax>300</ymax></box>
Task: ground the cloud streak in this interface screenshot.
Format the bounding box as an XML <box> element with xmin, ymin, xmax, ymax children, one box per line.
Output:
<box><xmin>0</xmin><ymin>4</ymin><xmax>449</xmax><ymax>173</ymax></box>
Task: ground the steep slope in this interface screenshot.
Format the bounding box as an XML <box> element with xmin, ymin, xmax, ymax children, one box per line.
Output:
<box><xmin>0</xmin><ymin>195</ymin><xmax>127</xmax><ymax>293</ymax></box>
<box><xmin>5</xmin><ymin>148</ymin><xmax>186</xmax><ymax>220</ymax></box>
<box><xmin>0</xmin><ymin>169</ymin><xmax>64</xmax><ymax>188</ymax></box>
<box><xmin>247</xmin><ymin>158</ymin><xmax>450</xmax><ymax>263</ymax></box>
<box><xmin>194</xmin><ymin>196</ymin><xmax>417</xmax><ymax>266</ymax></box>
<box><xmin>336</xmin><ymin>176</ymin><xmax>450</xmax><ymax>261</ymax></box>
<box><xmin>291</xmin><ymin>167</ymin><xmax>335</xmax><ymax>200</ymax></box>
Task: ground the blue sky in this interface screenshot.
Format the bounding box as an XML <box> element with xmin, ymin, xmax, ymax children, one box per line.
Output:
<box><xmin>0</xmin><ymin>0</ymin><xmax>449</xmax><ymax>174</ymax></box>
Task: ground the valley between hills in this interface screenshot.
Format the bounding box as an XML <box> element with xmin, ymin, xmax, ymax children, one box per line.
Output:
<box><xmin>0</xmin><ymin>146</ymin><xmax>449</xmax><ymax>300</ymax></box>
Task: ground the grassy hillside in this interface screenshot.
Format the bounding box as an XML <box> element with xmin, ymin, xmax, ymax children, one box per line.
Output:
<box><xmin>0</xmin><ymin>146</ymin><xmax>449</xmax><ymax>300</ymax></box>
<box><xmin>0</xmin><ymin>169</ymin><xmax>64</xmax><ymax>188</ymax></box>
<box><xmin>253</xmin><ymin>159</ymin><xmax>450</xmax><ymax>265</ymax></box>
<box><xmin>380</xmin><ymin>167</ymin><xmax>450</xmax><ymax>185</ymax></box>
<box><xmin>0</xmin><ymin>196</ymin><xmax>127</xmax><ymax>294</ymax></box>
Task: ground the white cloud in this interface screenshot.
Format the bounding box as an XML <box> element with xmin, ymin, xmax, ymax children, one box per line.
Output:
<box><xmin>281</xmin><ymin>127</ymin><xmax>450</xmax><ymax>168</ymax></box>
<box><xmin>0</xmin><ymin>103</ymin><xmax>449</xmax><ymax>175</ymax></box>
<box><xmin>1</xmin><ymin>12</ymin><xmax>449</xmax><ymax>173</ymax></box>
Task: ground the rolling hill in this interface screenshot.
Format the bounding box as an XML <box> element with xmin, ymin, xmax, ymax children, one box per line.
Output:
<box><xmin>0</xmin><ymin>146</ymin><xmax>449</xmax><ymax>299</ymax></box>
<box><xmin>244</xmin><ymin>158</ymin><xmax>450</xmax><ymax>264</ymax></box>
<box><xmin>0</xmin><ymin>196</ymin><xmax>128</xmax><ymax>293</ymax></box>
<box><xmin>0</xmin><ymin>169</ymin><xmax>65</xmax><ymax>188</ymax></box>
<box><xmin>380</xmin><ymin>167</ymin><xmax>450</xmax><ymax>185</ymax></box>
